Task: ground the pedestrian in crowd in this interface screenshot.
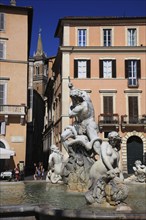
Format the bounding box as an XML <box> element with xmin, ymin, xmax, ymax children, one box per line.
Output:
<box><xmin>39</xmin><ymin>162</ymin><xmax>45</xmax><ymax>180</ymax></box>
<box><xmin>14</xmin><ymin>163</ymin><xmax>20</xmax><ymax>181</ymax></box>
<box><xmin>33</xmin><ymin>163</ymin><xmax>38</xmax><ymax>180</ymax></box>
<box><xmin>33</xmin><ymin>162</ymin><xmax>45</xmax><ymax>180</ymax></box>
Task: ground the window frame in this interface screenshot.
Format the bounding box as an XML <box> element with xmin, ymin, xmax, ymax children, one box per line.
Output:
<box><xmin>99</xmin><ymin>59</ymin><xmax>116</xmax><ymax>78</ymax></box>
<box><xmin>36</xmin><ymin>65</ymin><xmax>39</xmax><ymax>75</ymax></box>
<box><xmin>74</xmin><ymin>59</ymin><xmax>90</xmax><ymax>78</ymax></box>
<box><xmin>103</xmin><ymin>28</ymin><xmax>112</xmax><ymax>46</ymax></box>
<box><xmin>125</xmin><ymin>59</ymin><xmax>141</xmax><ymax>87</ymax></box>
<box><xmin>128</xmin><ymin>96</ymin><xmax>138</xmax><ymax>123</ymax></box>
<box><xmin>0</xmin><ymin>13</ymin><xmax>5</xmax><ymax>31</ymax></box>
<box><xmin>0</xmin><ymin>40</ymin><xmax>6</xmax><ymax>59</ymax></box>
<box><xmin>100</xmin><ymin>91</ymin><xmax>117</xmax><ymax>115</ymax></box>
<box><xmin>77</xmin><ymin>29</ymin><xmax>87</xmax><ymax>46</ymax></box>
<box><xmin>127</xmin><ymin>28</ymin><xmax>137</xmax><ymax>46</ymax></box>
<box><xmin>125</xmin><ymin>92</ymin><xmax>141</xmax><ymax>123</ymax></box>
<box><xmin>0</xmin><ymin>82</ymin><xmax>7</xmax><ymax>105</ymax></box>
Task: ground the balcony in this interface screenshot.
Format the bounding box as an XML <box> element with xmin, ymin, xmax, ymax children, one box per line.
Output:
<box><xmin>0</xmin><ymin>105</ymin><xmax>26</xmax><ymax>115</ymax></box>
<box><xmin>0</xmin><ymin>105</ymin><xmax>27</xmax><ymax>125</ymax></box>
<box><xmin>121</xmin><ymin>115</ymin><xmax>146</xmax><ymax>132</ymax></box>
<box><xmin>98</xmin><ymin>113</ymin><xmax>119</xmax><ymax>132</ymax></box>
<box><xmin>128</xmin><ymin>78</ymin><xmax>139</xmax><ymax>88</ymax></box>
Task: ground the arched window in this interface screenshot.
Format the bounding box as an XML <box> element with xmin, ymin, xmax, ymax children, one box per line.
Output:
<box><xmin>36</xmin><ymin>65</ymin><xmax>39</xmax><ymax>75</ymax></box>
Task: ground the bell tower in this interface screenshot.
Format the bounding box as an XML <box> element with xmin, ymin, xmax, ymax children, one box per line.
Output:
<box><xmin>33</xmin><ymin>29</ymin><xmax>48</xmax><ymax>97</ymax></box>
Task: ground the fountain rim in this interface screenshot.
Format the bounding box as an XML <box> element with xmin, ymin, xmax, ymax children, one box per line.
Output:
<box><xmin>0</xmin><ymin>204</ymin><xmax>146</xmax><ymax>220</ymax></box>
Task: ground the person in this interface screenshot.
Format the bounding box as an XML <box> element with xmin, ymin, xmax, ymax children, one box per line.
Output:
<box><xmin>39</xmin><ymin>162</ymin><xmax>45</xmax><ymax>180</ymax></box>
<box><xmin>34</xmin><ymin>162</ymin><xmax>45</xmax><ymax>180</ymax></box>
<box><xmin>33</xmin><ymin>163</ymin><xmax>38</xmax><ymax>180</ymax></box>
<box><xmin>14</xmin><ymin>163</ymin><xmax>20</xmax><ymax>181</ymax></box>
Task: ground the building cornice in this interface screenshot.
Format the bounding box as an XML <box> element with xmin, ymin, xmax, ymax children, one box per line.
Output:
<box><xmin>59</xmin><ymin>46</ymin><xmax>146</xmax><ymax>53</ymax></box>
<box><xmin>0</xmin><ymin>59</ymin><xmax>28</xmax><ymax>64</ymax></box>
<box><xmin>55</xmin><ymin>16</ymin><xmax>146</xmax><ymax>37</ymax></box>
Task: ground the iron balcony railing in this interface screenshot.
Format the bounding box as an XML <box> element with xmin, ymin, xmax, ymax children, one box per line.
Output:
<box><xmin>0</xmin><ymin>105</ymin><xmax>26</xmax><ymax>115</ymax></box>
<box><xmin>98</xmin><ymin>113</ymin><xmax>119</xmax><ymax>125</ymax></box>
<box><xmin>128</xmin><ymin>78</ymin><xmax>139</xmax><ymax>87</ymax></box>
<box><xmin>121</xmin><ymin>115</ymin><xmax>146</xmax><ymax>125</ymax></box>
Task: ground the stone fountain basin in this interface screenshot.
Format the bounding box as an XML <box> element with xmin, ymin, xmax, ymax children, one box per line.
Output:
<box><xmin>0</xmin><ymin>181</ymin><xmax>146</xmax><ymax>220</ymax></box>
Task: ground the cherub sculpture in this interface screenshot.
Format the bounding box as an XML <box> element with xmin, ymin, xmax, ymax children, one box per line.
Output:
<box><xmin>46</xmin><ymin>145</ymin><xmax>64</xmax><ymax>184</ymax></box>
<box><xmin>133</xmin><ymin>160</ymin><xmax>146</xmax><ymax>183</ymax></box>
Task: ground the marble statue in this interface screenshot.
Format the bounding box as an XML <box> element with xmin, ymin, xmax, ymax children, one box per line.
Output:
<box><xmin>60</xmin><ymin>82</ymin><xmax>128</xmax><ymax>205</ymax></box>
<box><xmin>133</xmin><ymin>160</ymin><xmax>146</xmax><ymax>183</ymax></box>
<box><xmin>85</xmin><ymin>131</ymin><xmax>128</xmax><ymax>206</ymax></box>
<box><xmin>61</xmin><ymin>82</ymin><xmax>102</xmax><ymax>191</ymax></box>
<box><xmin>46</xmin><ymin>145</ymin><xmax>64</xmax><ymax>184</ymax></box>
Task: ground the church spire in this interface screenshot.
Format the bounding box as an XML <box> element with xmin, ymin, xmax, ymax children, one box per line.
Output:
<box><xmin>35</xmin><ymin>28</ymin><xmax>46</xmax><ymax>58</ymax></box>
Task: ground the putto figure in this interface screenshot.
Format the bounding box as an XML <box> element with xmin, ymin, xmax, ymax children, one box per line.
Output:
<box><xmin>46</xmin><ymin>145</ymin><xmax>64</xmax><ymax>184</ymax></box>
<box><xmin>133</xmin><ymin>160</ymin><xmax>146</xmax><ymax>183</ymax></box>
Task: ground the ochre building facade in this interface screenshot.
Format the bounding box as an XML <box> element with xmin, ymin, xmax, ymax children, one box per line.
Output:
<box><xmin>0</xmin><ymin>4</ymin><xmax>33</xmax><ymax>171</ymax></box>
<box><xmin>47</xmin><ymin>16</ymin><xmax>146</xmax><ymax>174</ymax></box>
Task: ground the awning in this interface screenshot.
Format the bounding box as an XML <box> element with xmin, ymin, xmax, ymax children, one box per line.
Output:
<box><xmin>0</xmin><ymin>148</ymin><xmax>15</xmax><ymax>159</ymax></box>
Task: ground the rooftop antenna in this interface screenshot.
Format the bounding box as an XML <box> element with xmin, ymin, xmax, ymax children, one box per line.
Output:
<box><xmin>10</xmin><ymin>0</ymin><xmax>16</xmax><ymax>6</ymax></box>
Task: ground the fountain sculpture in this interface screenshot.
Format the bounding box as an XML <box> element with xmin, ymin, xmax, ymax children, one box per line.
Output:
<box><xmin>47</xmin><ymin>82</ymin><xmax>129</xmax><ymax>208</ymax></box>
<box><xmin>133</xmin><ymin>160</ymin><xmax>146</xmax><ymax>183</ymax></box>
<box><xmin>1</xmin><ymin>82</ymin><xmax>146</xmax><ymax>220</ymax></box>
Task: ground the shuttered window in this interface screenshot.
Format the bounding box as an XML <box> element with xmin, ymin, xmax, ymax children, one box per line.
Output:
<box><xmin>128</xmin><ymin>96</ymin><xmax>138</xmax><ymax>123</ymax></box>
<box><xmin>74</xmin><ymin>60</ymin><xmax>90</xmax><ymax>78</ymax></box>
<box><xmin>99</xmin><ymin>60</ymin><xmax>116</xmax><ymax>78</ymax></box>
<box><xmin>103</xmin><ymin>96</ymin><xmax>113</xmax><ymax>114</ymax></box>
<box><xmin>125</xmin><ymin>60</ymin><xmax>141</xmax><ymax>87</ymax></box>
<box><xmin>0</xmin><ymin>13</ymin><xmax>5</xmax><ymax>31</ymax></box>
<box><xmin>0</xmin><ymin>41</ymin><xmax>5</xmax><ymax>59</ymax></box>
<box><xmin>0</xmin><ymin>84</ymin><xmax>5</xmax><ymax>105</ymax></box>
<box><xmin>0</xmin><ymin>83</ymin><xmax>7</xmax><ymax>105</ymax></box>
<box><xmin>103</xmin><ymin>96</ymin><xmax>113</xmax><ymax>123</ymax></box>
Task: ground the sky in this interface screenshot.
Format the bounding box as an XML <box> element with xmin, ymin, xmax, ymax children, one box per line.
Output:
<box><xmin>0</xmin><ymin>0</ymin><xmax>146</xmax><ymax>57</ymax></box>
